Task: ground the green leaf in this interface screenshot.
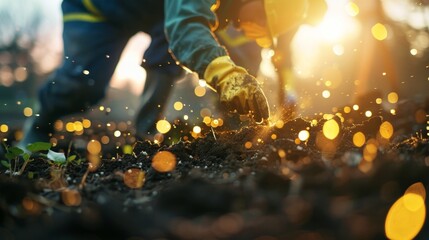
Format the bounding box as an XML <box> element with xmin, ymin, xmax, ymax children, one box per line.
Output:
<box><xmin>22</xmin><ymin>153</ymin><xmax>30</xmax><ymax>161</ymax></box>
<box><xmin>67</xmin><ymin>155</ymin><xmax>77</xmax><ymax>162</ymax></box>
<box><xmin>47</xmin><ymin>150</ymin><xmax>66</xmax><ymax>164</ymax></box>
<box><xmin>5</xmin><ymin>146</ymin><xmax>24</xmax><ymax>159</ymax></box>
<box><xmin>1</xmin><ymin>160</ymin><xmax>10</xmax><ymax>168</ymax></box>
<box><xmin>27</xmin><ymin>171</ymin><xmax>34</xmax><ymax>179</ymax></box>
<box><xmin>26</xmin><ymin>142</ymin><xmax>51</xmax><ymax>153</ymax></box>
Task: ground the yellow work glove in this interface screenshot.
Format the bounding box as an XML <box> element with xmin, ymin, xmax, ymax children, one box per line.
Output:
<box><xmin>204</xmin><ymin>56</ymin><xmax>270</xmax><ymax>123</ymax></box>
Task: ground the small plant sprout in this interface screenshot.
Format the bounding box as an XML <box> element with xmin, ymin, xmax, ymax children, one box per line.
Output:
<box><xmin>1</xmin><ymin>142</ymin><xmax>51</xmax><ymax>177</ymax></box>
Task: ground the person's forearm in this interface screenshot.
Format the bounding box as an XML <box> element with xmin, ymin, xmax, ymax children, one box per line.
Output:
<box><xmin>164</xmin><ymin>0</ymin><xmax>228</xmax><ymax>78</ymax></box>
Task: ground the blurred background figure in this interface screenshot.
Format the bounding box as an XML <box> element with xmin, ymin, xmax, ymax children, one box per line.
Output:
<box><xmin>217</xmin><ymin>0</ymin><xmax>328</xmax><ymax>121</ymax></box>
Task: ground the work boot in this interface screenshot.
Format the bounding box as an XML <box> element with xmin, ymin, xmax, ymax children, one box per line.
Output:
<box><xmin>135</xmin><ymin>70</ymin><xmax>178</xmax><ymax>140</ymax></box>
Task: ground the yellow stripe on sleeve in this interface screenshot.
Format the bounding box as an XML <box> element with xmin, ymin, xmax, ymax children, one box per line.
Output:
<box><xmin>82</xmin><ymin>0</ymin><xmax>104</xmax><ymax>17</ymax></box>
<box><xmin>63</xmin><ymin>13</ymin><xmax>106</xmax><ymax>22</ymax></box>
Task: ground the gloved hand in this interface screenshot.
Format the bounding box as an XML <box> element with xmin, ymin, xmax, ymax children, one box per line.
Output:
<box><xmin>204</xmin><ymin>56</ymin><xmax>270</xmax><ymax>123</ymax></box>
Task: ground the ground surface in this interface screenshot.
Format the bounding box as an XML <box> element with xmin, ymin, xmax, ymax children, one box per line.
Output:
<box><xmin>1</xmin><ymin>97</ymin><xmax>429</xmax><ymax>240</ymax></box>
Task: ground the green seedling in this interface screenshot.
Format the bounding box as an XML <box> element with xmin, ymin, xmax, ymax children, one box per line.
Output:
<box><xmin>1</xmin><ymin>142</ymin><xmax>51</xmax><ymax>177</ymax></box>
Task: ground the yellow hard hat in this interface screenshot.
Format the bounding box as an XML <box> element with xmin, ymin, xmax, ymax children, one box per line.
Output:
<box><xmin>264</xmin><ymin>0</ymin><xmax>308</xmax><ymax>37</ymax></box>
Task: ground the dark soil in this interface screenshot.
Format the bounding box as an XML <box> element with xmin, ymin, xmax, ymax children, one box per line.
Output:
<box><xmin>1</xmin><ymin>98</ymin><xmax>429</xmax><ymax>240</ymax></box>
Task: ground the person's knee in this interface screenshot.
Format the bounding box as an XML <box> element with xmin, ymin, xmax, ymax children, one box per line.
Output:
<box><xmin>38</xmin><ymin>73</ymin><xmax>107</xmax><ymax>116</ymax></box>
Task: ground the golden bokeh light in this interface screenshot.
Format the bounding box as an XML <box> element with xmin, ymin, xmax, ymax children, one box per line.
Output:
<box><xmin>152</xmin><ymin>151</ymin><xmax>177</xmax><ymax>173</ymax></box>
<box><xmin>322</xmin><ymin>119</ymin><xmax>340</xmax><ymax>140</ymax></box>
<box><xmin>174</xmin><ymin>101</ymin><xmax>184</xmax><ymax>111</ymax></box>
<box><xmin>278</xmin><ymin>149</ymin><xmax>286</xmax><ymax>159</ymax></box>
<box><xmin>101</xmin><ymin>135</ymin><xmax>110</xmax><ymax>144</ymax></box>
<box><xmin>0</xmin><ymin>124</ymin><xmax>8</xmax><ymax>133</ymax></box>
<box><xmin>217</xmin><ymin>118</ymin><xmax>224</xmax><ymax>127</ymax></box>
<box><xmin>244</xmin><ymin>141</ymin><xmax>252</xmax><ymax>149</ymax></box>
<box><xmin>61</xmin><ymin>189</ymin><xmax>82</xmax><ymax>207</ymax></box>
<box><xmin>404</xmin><ymin>182</ymin><xmax>426</xmax><ymax>210</ymax></box>
<box><xmin>352</xmin><ymin>132</ymin><xmax>366</xmax><ymax>147</ymax></box>
<box><xmin>363</xmin><ymin>141</ymin><xmax>378</xmax><ymax>162</ymax></box>
<box><xmin>322</xmin><ymin>90</ymin><xmax>331</xmax><ymax>99</ymax></box>
<box><xmin>344</xmin><ymin>106</ymin><xmax>351</xmax><ymax>114</ymax></box>
<box><xmin>203</xmin><ymin>116</ymin><xmax>212</xmax><ymax>125</ymax></box>
<box><xmin>385</xmin><ymin>183</ymin><xmax>426</xmax><ymax>240</ymax></box>
<box><xmin>123</xmin><ymin>168</ymin><xmax>145</xmax><ymax>189</ymax></box>
<box><xmin>156</xmin><ymin>119</ymin><xmax>172</xmax><ymax>134</ymax></box>
<box><xmin>371</xmin><ymin>23</ymin><xmax>388</xmax><ymax>41</ymax></box>
<box><xmin>193</xmin><ymin>126</ymin><xmax>202</xmax><ymax>134</ymax></box>
<box><xmin>379</xmin><ymin>121</ymin><xmax>394</xmax><ymax>139</ymax></box>
<box><xmin>82</xmin><ymin>119</ymin><xmax>91</xmax><ymax>128</ymax></box>
<box><xmin>352</xmin><ymin>104</ymin><xmax>359</xmax><ymax>111</ymax></box>
<box><xmin>87</xmin><ymin>139</ymin><xmax>102</xmax><ymax>155</ymax></box>
<box><xmin>73</xmin><ymin>121</ymin><xmax>84</xmax><ymax>132</ymax></box>
<box><xmin>365</xmin><ymin>110</ymin><xmax>372</xmax><ymax>118</ymax></box>
<box><xmin>114</xmin><ymin>130</ymin><xmax>121</xmax><ymax>137</ymax></box>
<box><xmin>211</xmin><ymin>119</ymin><xmax>220</xmax><ymax>128</ymax></box>
<box><xmin>194</xmin><ymin>86</ymin><xmax>206</xmax><ymax>97</ymax></box>
<box><xmin>66</xmin><ymin>122</ymin><xmax>75</xmax><ymax>132</ymax></box>
<box><xmin>376</xmin><ymin>98</ymin><xmax>383</xmax><ymax>104</ymax></box>
<box><xmin>54</xmin><ymin>120</ymin><xmax>64</xmax><ymax>131</ymax></box>
<box><xmin>387</xmin><ymin>92</ymin><xmax>399</xmax><ymax>104</ymax></box>
<box><xmin>23</xmin><ymin>107</ymin><xmax>33</xmax><ymax>117</ymax></box>
<box><xmin>298</xmin><ymin>130</ymin><xmax>310</xmax><ymax>141</ymax></box>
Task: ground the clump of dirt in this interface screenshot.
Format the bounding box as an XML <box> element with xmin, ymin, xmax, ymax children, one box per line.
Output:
<box><xmin>1</xmin><ymin>110</ymin><xmax>429</xmax><ymax>239</ymax></box>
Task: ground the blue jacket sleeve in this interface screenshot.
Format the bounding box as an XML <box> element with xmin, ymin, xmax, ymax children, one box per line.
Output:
<box><xmin>164</xmin><ymin>0</ymin><xmax>228</xmax><ymax>79</ymax></box>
